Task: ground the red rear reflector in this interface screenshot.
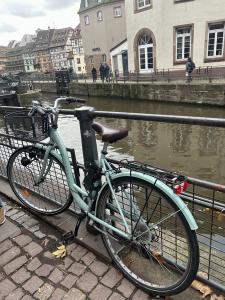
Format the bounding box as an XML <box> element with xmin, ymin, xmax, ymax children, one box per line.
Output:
<box><xmin>175</xmin><ymin>185</ymin><xmax>182</xmax><ymax>195</ymax></box>
<box><xmin>174</xmin><ymin>181</ymin><xmax>188</xmax><ymax>195</ymax></box>
<box><xmin>183</xmin><ymin>180</ymin><xmax>188</xmax><ymax>190</ymax></box>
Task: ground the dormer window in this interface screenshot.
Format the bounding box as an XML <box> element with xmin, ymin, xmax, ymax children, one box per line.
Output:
<box><xmin>97</xmin><ymin>10</ymin><xmax>103</xmax><ymax>21</ymax></box>
<box><xmin>84</xmin><ymin>15</ymin><xmax>90</xmax><ymax>25</ymax></box>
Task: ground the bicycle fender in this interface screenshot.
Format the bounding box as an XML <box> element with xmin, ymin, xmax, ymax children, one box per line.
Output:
<box><xmin>97</xmin><ymin>171</ymin><xmax>198</xmax><ymax>231</ymax></box>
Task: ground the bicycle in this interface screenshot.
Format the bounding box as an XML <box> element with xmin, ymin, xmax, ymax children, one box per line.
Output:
<box><xmin>6</xmin><ymin>97</ymin><xmax>199</xmax><ymax>297</ymax></box>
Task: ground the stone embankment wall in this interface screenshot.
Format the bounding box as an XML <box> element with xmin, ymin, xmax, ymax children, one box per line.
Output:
<box><xmin>33</xmin><ymin>81</ymin><xmax>225</xmax><ymax>106</ymax></box>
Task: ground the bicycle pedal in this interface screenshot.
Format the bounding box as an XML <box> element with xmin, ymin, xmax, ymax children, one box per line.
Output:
<box><xmin>86</xmin><ymin>219</ymin><xmax>99</xmax><ymax>235</ymax></box>
<box><xmin>63</xmin><ymin>231</ymin><xmax>75</xmax><ymax>244</ymax></box>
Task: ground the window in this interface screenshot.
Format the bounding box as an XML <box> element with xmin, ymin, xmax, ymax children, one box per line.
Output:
<box><xmin>84</xmin><ymin>15</ymin><xmax>90</xmax><ymax>25</ymax></box>
<box><xmin>78</xmin><ymin>67</ymin><xmax>81</xmax><ymax>71</ymax></box>
<box><xmin>207</xmin><ymin>23</ymin><xmax>224</xmax><ymax>57</ymax></box>
<box><xmin>97</xmin><ymin>0</ymin><xmax>101</xmax><ymax>3</ymax></box>
<box><xmin>84</xmin><ymin>0</ymin><xmax>88</xmax><ymax>8</ymax></box>
<box><xmin>89</xmin><ymin>56</ymin><xmax>93</xmax><ymax>63</ymax></box>
<box><xmin>77</xmin><ymin>58</ymin><xmax>81</xmax><ymax>64</ymax></box>
<box><xmin>138</xmin><ymin>34</ymin><xmax>153</xmax><ymax>72</ymax></box>
<box><xmin>114</xmin><ymin>6</ymin><xmax>122</xmax><ymax>17</ymax></box>
<box><xmin>102</xmin><ymin>54</ymin><xmax>107</xmax><ymax>62</ymax></box>
<box><xmin>97</xmin><ymin>10</ymin><xmax>103</xmax><ymax>21</ymax></box>
<box><xmin>176</xmin><ymin>27</ymin><xmax>192</xmax><ymax>60</ymax></box>
<box><xmin>137</xmin><ymin>0</ymin><xmax>150</xmax><ymax>9</ymax></box>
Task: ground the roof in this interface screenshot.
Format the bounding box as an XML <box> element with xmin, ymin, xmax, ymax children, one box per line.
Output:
<box><xmin>110</xmin><ymin>38</ymin><xmax>127</xmax><ymax>52</ymax></box>
<box><xmin>0</xmin><ymin>46</ymin><xmax>10</xmax><ymax>55</ymax></box>
<box><xmin>71</xmin><ymin>24</ymin><xmax>82</xmax><ymax>40</ymax></box>
<box><xmin>6</xmin><ymin>46</ymin><xmax>25</xmax><ymax>58</ymax></box>
<box><xmin>79</xmin><ymin>0</ymin><xmax>123</xmax><ymax>13</ymax></box>
<box><xmin>49</xmin><ymin>27</ymin><xmax>73</xmax><ymax>48</ymax></box>
<box><xmin>34</xmin><ymin>29</ymin><xmax>55</xmax><ymax>51</ymax></box>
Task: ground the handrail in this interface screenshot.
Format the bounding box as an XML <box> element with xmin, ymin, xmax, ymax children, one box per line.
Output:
<box><xmin>2</xmin><ymin>105</ymin><xmax>225</xmax><ymax>128</ymax></box>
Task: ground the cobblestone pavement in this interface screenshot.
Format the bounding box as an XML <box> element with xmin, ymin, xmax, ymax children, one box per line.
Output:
<box><xmin>0</xmin><ymin>195</ymin><xmax>203</xmax><ymax>300</ymax></box>
<box><xmin>0</xmin><ymin>196</ymin><xmax>152</xmax><ymax>300</ymax></box>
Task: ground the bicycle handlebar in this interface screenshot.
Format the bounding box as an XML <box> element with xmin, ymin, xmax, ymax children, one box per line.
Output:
<box><xmin>29</xmin><ymin>96</ymin><xmax>86</xmax><ymax>128</ymax></box>
<box><xmin>28</xmin><ymin>105</ymin><xmax>46</xmax><ymax>117</ymax></box>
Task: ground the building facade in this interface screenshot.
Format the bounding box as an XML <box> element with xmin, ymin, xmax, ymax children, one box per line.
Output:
<box><xmin>79</xmin><ymin>0</ymin><xmax>126</xmax><ymax>73</ymax></box>
<box><xmin>22</xmin><ymin>42</ymin><xmax>35</xmax><ymax>73</ymax></box>
<box><xmin>125</xmin><ymin>0</ymin><xmax>225</xmax><ymax>73</ymax></box>
<box><xmin>49</xmin><ymin>28</ymin><xmax>74</xmax><ymax>71</ymax></box>
<box><xmin>70</xmin><ymin>24</ymin><xmax>86</xmax><ymax>74</ymax></box>
<box><xmin>0</xmin><ymin>47</ymin><xmax>9</xmax><ymax>73</ymax></box>
<box><xmin>5</xmin><ymin>47</ymin><xmax>25</xmax><ymax>74</ymax></box>
<box><xmin>33</xmin><ymin>29</ymin><xmax>55</xmax><ymax>73</ymax></box>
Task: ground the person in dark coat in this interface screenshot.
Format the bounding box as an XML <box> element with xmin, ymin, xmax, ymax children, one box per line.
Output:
<box><xmin>104</xmin><ymin>63</ymin><xmax>110</xmax><ymax>82</ymax></box>
<box><xmin>91</xmin><ymin>66</ymin><xmax>97</xmax><ymax>82</ymax></box>
<box><xmin>186</xmin><ymin>57</ymin><xmax>195</xmax><ymax>83</ymax></box>
<box><xmin>99</xmin><ymin>63</ymin><xmax>105</xmax><ymax>82</ymax></box>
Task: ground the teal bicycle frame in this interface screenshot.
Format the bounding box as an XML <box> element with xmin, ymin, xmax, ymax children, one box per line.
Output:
<box><xmin>34</xmin><ymin>121</ymin><xmax>198</xmax><ymax>241</ymax></box>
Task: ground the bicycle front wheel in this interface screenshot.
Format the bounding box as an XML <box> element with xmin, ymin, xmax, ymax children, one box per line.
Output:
<box><xmin>97</xmin><ymin>176</ymin><xmax>199</xmax><ymax>296</ymax></box>
<box><xmin>7</xmin><ymin>146</ymin><xmax>72</xmax><ymax>215</ymax></box>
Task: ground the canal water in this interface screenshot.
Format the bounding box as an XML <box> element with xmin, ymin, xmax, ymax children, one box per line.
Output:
<box><xmin>35</xmin><ymin>93</ymin><xmax>225</xmax><ymax>185</ymax></box>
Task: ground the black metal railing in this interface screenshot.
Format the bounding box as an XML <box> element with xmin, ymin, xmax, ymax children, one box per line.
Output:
<box><xmin>0</xmin><ymin>105</ymin><xmax>225</xmax><ymax>293</ymax></box>
<box><xmin>19</xmin><ymin>65</ymin><xmax>225</xmax><ymax>84</ymax></box>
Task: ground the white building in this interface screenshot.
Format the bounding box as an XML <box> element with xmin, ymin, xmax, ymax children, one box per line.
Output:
<box><xmin>110</xmin><ymin>39</ymin><xmax>128</xmax><ymax>74</ymax></box>
<box><xmin>125</xmin><ymin>0</ymin><xmax>225</xmax><ymax>73</ymax></box>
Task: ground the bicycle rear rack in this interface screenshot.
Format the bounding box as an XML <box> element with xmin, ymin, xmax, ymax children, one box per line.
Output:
<box><xmin>116</xmin><ymin>160</ymin><xmax>188</xmax><ymax>194</ymax></box>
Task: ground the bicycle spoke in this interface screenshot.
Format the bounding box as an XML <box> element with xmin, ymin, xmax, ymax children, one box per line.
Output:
<box><xmin>98</xmin><ymin>176</ymin><xmax>199</xmax><ymax>295</ymax></box>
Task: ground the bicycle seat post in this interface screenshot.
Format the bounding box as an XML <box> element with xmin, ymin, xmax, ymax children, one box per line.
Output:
<box><xmin>76</xmin><ymin>106</ymin><xmax>98</xmax><ymax>168</ymax></box>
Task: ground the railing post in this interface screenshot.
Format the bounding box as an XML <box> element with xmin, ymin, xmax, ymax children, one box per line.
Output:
<box><xmin>75</xmin><ymin>106</ymin><xmax>98</xmax><ymax>168</ymax></box>
<box><xmin>209</xmin><ymin>66</ymin><xmax>212</xmax><ymax>83</ymax></box>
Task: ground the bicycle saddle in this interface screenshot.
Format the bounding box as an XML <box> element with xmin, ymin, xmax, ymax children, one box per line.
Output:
<box><xmin>92</xmin><ymin>122</ymin><xmax>128</xmax><ymax>143</ymax></box>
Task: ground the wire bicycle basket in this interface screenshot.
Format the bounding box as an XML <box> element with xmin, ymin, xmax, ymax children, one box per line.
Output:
<box><xmin>4</xmin><ymin>111</ymin><xmax>50</xmax><ymax>142</ymax></box>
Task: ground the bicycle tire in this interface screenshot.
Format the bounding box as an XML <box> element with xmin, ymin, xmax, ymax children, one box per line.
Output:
<box><xmin>97</xmin><ymin>176</ymin><xmax>199</xmax><ymax>296</ymax></box>
<box><xmin>7</xmin><ymin>146</ymin><xmax>72</xmax><ymax>215</ymax></box>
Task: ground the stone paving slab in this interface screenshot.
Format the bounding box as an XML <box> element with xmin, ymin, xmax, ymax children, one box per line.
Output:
<box><xmin>0</xmin><ymin>218</ymin><xmax>21</xmax><ymax>242</ymax></box>
<box><xmin>0</xmin><ymin>177</ymin><xmax>111</xmax><ymax>262</ymax></box>
<box><xmin>0</xmin><ymin>180</ymin><xmax>223</xmax><ymax>300</ymax></box>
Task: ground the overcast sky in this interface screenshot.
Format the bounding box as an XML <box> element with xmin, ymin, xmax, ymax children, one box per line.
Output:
<box><xmin>0</xmin><ymin>0</ymin><xmax>80</xmax><ymax>46</ymax></box>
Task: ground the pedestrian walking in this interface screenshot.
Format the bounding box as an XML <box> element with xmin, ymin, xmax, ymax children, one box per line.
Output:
<box><xmin>99</xmin><ymin>63</ymin><xmax>105</xmax><ymax>83</ymax></box>
<box><xmin>105</xmin><ymin>63</ymin><xmax>110</xmax><ymax>82</ymax></box>
<box><xmin>91</xmin><ymin>66</ymin><xmax>97</xmax><ymax>82</ymax></box>
<box><xmin>186</xmin><ymin>57</ymin><xmax>195</xmax><ymax>83</ymax></box>
<box><xmin>0</xmin><ymin>199</ymin><xmax>5</xmax><ymax>225</ymax></box>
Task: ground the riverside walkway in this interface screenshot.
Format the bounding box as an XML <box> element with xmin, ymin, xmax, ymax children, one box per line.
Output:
<box><xmin>0</xmin><ymin>189</ymin><xmax>203</xmax><ymax>300</ymax></box>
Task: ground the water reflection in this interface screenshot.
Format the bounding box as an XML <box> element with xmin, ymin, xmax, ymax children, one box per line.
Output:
<box><xmin>171</xmin><ymin>125</ymin><xmax>192</xmax><ymax>153</ymax></box>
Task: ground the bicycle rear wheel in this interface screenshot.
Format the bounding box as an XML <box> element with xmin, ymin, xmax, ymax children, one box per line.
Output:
<box><xmin>7</xmin><ymin>146</ymin><xmax>72</xmax><ymax>215</ymax></box>
<box><xmin>97</xmin><ymin>176</ymin><xmax>199</xmax><ymax>296</ymax></box>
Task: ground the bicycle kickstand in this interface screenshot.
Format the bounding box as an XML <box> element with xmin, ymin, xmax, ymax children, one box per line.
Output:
<box><xmin>63</xmin><ymin>212</ymin><xmax>86</xmax><ymax>245</ymax></box>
